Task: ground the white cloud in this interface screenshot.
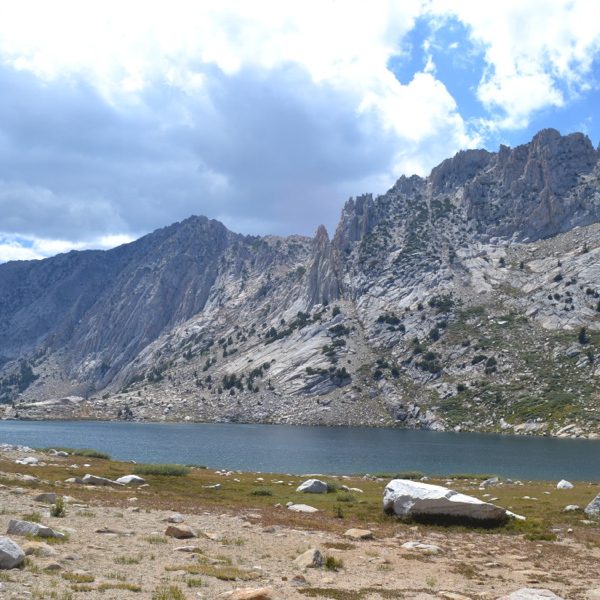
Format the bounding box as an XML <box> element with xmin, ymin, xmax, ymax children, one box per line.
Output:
<box><xmin>428</xmin><ymin>0</ymin><xmax>600</xmax><ymax>128</ymax></box>
<box><xmin>0</xmin><ymin>233</ymin><xmax>136</xmax><ymax>263</ymax></box>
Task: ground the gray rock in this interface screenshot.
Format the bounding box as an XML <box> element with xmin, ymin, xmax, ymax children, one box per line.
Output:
<box><xmin>585</xmin><ymin>492</ymin><xmax>600</xmax><ymax>518</ymax></box>
<box><xmin>293</xmin><ymin>548</ymin><xmax>323</xmax><ymax>568</ymax></box>
<box><xmin>296</xmin><ymin>479</ymin><xmax>328</xmax><ymax>494</ymax></box>
<box><xmin>498</xmin><ymin>589</ymin><xmax>564</xmax><ymax>600</ymax></box>
<box><xmin>0</xmin><ymin>537</ymin><xmax>25</xmax><ymax>569</ymax></box>
<box><xmin>34</xmin><ymin>493</ymin><xmax>56</xmax><ymax>504</ymax></box>
<box><xmin>162</xmin><ymin>514</ymin><xmax>184</xmax><ymax>523</ymax></box>
<box><xmin>383</xmin><ymin>479</ymin><xmax>517</xmax><ymax>524</ymax></box>
<box><xmin>82</xmin><ymin>474</ymin><xmax>123</xmax><ymax>486</ymax></box>
<box><xmin>7</xmin><ymin>520</ymin><xmax>65</xmax><ymax>540</ymax></box>
<box><xmin>165</xmin><ymin>524</ymin><xmax>197</xmax><ymax>539</ymax></box>
<box><xmin>115</xmin><ymin>475</ymin><xmax>146</xmax><ymax>485</ymax></box>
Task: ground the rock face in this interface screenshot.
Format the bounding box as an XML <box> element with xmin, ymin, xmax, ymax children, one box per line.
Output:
<box><xmin>383</xmin><ymin>479</ymin><xmax>512</xmax><ymax>524</ymax></box>
<box><xmin>0</xmin><ymin>536</ymin><xmax>25</xmax><ymax>569</ymax></box>
<box><xmin>3</xmin><ymin>129</ymin><xmax>600</xmax><ymax>435</ymax></box>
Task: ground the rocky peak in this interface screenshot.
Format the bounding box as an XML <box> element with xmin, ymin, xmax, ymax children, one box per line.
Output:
<box><xmin>305</xmin><ymin>225</ymin><xmax>339</xmax><ymax>309</ymax></box>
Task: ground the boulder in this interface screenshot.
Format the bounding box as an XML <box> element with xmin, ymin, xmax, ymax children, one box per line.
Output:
<box><xmin>383</xmin><ymin>479</ymin><xmax>515</xmax><ymax>524</ymax></box>
<box><xmin>287</xmin><ymin>504</ymin><xmax>318</xmax><ymax>513</ymax></box>
<box><xmin>557</xmin><ymin>480</ymin><xmax>573</xmax><ymax>490</ymax></box>
<box><xmin>296</xmin><ymin>479</ymin><xmax>328</xmax><ymax>494</ymax></box>
<box><xmin>293</xmin><ymin>548</ymin><xmax>323</xmax><ymax>568</ymax></box>
<box><xmin>162</xmin><ymin>514</ymin><xmax>184</xmax><ymax>523</ymax></box>
<box><xmin>7</xmin><ymin>520</ymin><xmax>65</xmax><ymax>540</ymax></box>
<box><xmin>34</xmin><ymin>493</ymin><xmax>57</xmax><ymax>504</ymax></box>
<box><xmin>82</xmin><ymin>474</ymin><xmax>123</xmax><ymax>486</ymax></box>
<box><xmin>498</xmin><ymin>589</ymin><xmax>564</xmax><ymax>600</ymax></box>
<box><xmin>343</xmin><ymin>528</ymin><xmax>373</xmax><ymax>540</ymax></box>
<box><xmin>16</xmin><ymin>457</ymin><xmax>38</xmax><ymax>465</ymax></box>
<box><xmin>0</xmin><ymin>537</ymin><xmax>25</xmax><ymax>569</ymax></box>
<box><xmin>585</xmin><ymin>492</ymin><xmax>600</xmax><ymax>518</ymax></box>
<box><xmin>165</xmin><ymin>524</ymin><xmax>197</xmax><ymax>539</ymax></box>
<box><xmin>115</xmin><ymin>475</ymin><xmax>146</xmax><ymax>485</ymax></box>
<box><xmin>22</xmin><ymin>541</ymin><xmax>56</xmax><ymax>557</ymax></box>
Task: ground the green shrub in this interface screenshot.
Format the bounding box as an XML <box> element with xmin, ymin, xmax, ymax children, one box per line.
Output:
<box><xmin>325</xmin><ymin>480</ymin><xmax>339</xmax><ymax>493</ymax></box>
<box><xmin>324</xmin><ymin>555</ymin><xmax>344</xmax><ymax>571</ymax></box>
<box><xmin>393</xmin><ymin>471</ymin><xmax>424</xmax><ymax>480</ymax></box>
<box><xmin>336</xmin><ymin>492</ymin><xmax>356</xmax><ymax>503</ymax></box>
<box><xmin>250</xmin><ymin>487</ymin><xmax>273</xmax><ymax>497</ymax></box>
<box><xmin>50</xmin><ymin>498</ymin><xmax>66</xmax><ymax>518</ymax></box>
<box><xmin>132</xmin><ymin>464</ymin><xmax>190</xmax><ymax>477</ymax></box>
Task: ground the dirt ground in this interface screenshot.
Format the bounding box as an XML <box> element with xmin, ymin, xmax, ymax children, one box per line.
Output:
<box><xmin>0</xmin><ymin>448</ymin><xmax>599</xmax><ymax>600</ymax></box>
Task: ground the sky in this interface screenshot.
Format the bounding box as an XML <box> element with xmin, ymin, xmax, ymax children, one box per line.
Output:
<box><xmin>0</xmin><ymin>1</ymin><xmax>599</xmax><ymax>262</ymax></box>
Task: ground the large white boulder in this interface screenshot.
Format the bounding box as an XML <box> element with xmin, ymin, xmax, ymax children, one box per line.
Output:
<box><xmin>296</xmin><ymin>479</ymin><xmax>328</xmax><ymax>494</ymax></box>
<box><xmin>557</xmin><ymin>479</ymin><xmax>573</xmax><ymax>490</ymax></box>
<box><xmin>383</xmin><ymin>479</ymin><xmax>515</xmax><ymax>524</ymax></box>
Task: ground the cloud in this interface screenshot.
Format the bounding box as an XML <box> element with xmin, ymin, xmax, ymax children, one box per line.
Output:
<box><xmin>428</xmin><ymin>0</ymin><xmax>600</xmax><ymax>129</ymax></box>
<box><xmin>0</xmin><ymin>2</ymin><xmax>476</xmax><ymax>254</ymax></box>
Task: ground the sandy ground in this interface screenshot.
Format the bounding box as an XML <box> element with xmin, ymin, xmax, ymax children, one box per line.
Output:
<box><xmin>0</xmin><ymin>450</ymin><xmax>599</xmax><ymax>599</ymax></box>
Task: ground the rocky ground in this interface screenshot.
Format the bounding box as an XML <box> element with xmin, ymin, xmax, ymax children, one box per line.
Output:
<box><xmin>0</xmin><ymin>446</ymin><xmax>599</xmax><ymax>599</ymax></box>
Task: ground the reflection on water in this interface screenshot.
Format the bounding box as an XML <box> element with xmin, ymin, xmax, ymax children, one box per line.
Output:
<box><xmin>0</xmin><ymin>420</ymin><xmax>598</xmax><ymax>480</ymax></box>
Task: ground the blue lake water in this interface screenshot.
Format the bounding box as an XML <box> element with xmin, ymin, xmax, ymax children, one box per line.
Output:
<box><xmin>0</xmin><ymin>420</ymin><xmax>598</xmax><ymax>481</ymax></box>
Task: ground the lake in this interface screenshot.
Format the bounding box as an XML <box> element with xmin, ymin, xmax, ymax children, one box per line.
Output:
<box><xmin>0</xmin><ymin>420</ymin><xmax>597</xmax><ymax>481</ymax></box>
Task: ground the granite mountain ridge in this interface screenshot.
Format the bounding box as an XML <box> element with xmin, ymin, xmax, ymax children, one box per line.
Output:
<box><xmin>3</xmin><ymin>128</ymin><xmax>600</xmax><ymax>436</ymax></box>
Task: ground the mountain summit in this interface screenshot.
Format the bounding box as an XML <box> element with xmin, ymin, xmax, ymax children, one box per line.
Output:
<box><xmin>2</xmin><ymin>129</ymin><xmax>600</xmax><ymax>437</ymax></box>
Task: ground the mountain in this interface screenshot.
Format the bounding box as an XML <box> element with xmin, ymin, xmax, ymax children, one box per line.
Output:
<box><xmin>2</xmin><ymin>128</ymin><xmax>600</xmax><ymax>437</ymax></box>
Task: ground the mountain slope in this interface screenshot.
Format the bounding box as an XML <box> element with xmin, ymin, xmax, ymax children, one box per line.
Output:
<box><xmin>3</xmin><ymin>129</ymin><xmax>600</xmax><ymax>437</ymax></box>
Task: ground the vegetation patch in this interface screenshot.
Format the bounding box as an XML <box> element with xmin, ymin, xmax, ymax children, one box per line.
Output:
<box><xmin>132</xmin><ymin>464</ymin><xmax>190</xmax><ymax>477</ymax></box>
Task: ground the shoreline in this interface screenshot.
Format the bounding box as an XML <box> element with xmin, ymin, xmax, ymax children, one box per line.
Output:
<box><xmin>0</xmin><ymin>443</ymin><xmax>598</xmax><ymax>599</ymax></box>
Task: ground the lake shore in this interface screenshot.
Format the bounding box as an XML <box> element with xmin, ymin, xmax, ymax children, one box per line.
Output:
<box><xmin>0</xmin><ymin>444</ymin><xmax>599</xmax><ymax>599</ymax></box>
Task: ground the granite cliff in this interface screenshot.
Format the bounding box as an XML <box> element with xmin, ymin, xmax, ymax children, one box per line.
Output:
<box><xmin>2</xmin><ymin>129</ymin><xmax>600</xmax><ymax>436</ymax></box>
